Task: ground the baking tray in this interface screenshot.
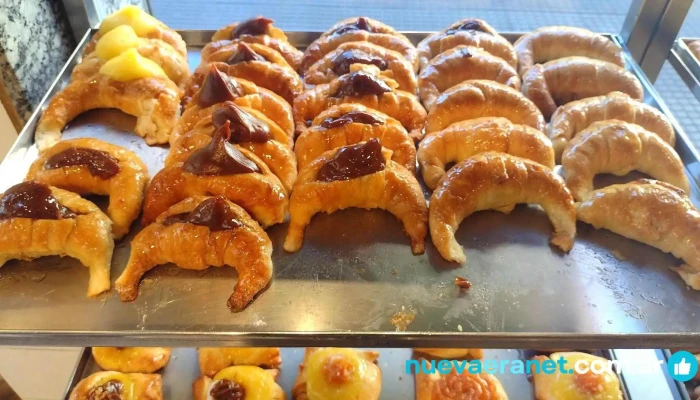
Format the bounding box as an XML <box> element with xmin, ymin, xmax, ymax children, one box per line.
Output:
<box><xmin>670</xmin><ymin>38</ymin><xmax>700</xmax><ymax>103</ymax></box>
<box><xmin>663</xmin><ymin>349</ymin><xmax>700</xmax><ymax>400</ymax></box>
<box><xmin>1</xmin><ymin>30</ymin><xmax>700</xmax><ymax>348</ymax></box>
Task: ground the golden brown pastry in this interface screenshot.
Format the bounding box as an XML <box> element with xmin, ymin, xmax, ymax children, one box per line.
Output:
<box><xmin>522</xmin><ymin>57</ymin><xmax>644</xmax><ymax>119</ymax></box>
<box><xmin>293</xmin><ymin>69</ymin><xmax>427</xmax><ymax>141</ymax></box>
<box><xmin>532</xmin><ymin>352</ymin><xmax>622</xmax><ymax>400</ymax></box>
<box><xmin>92</xmin><ymin>347</ymin><xmax>171</xmax><ymax>373</ymax></box>
<box><xmin>548</xmin><ymin>91</ymin><xmax>675</xmax><ymax>162</ymax></box>
<box><xmin>576</xmin><ymin>180</ymin><xmax>700</xmax><ymax>290</ymax></box>
<box><xmin>0</xmin><ymin>182</ymin><xmax>113</xmax><ymax>297</ymax></box>
<box><xmin>198</xmin><ymin>348</ymin><xmax>282</xmax><ymax>377</ymax></box>
<box><xmin>69</xmin><ymin>371</ymin><xmax>162</xmax><ymax>400</ymax></box>
<box><xmin>285</xmin><ymin>139</ymin><xmax>427</xmax><ymax>254</ymax></box>
<box><xmin>413</xmin><ymin>348</ymin><xmax>484</xmax><ymax>359</ymax></box>
<box><xmin>430</xmin><ymin>152</ymin><xmax>576</xmax><ymax>263</ymax></box>
<box><xmin>418</xmin><ymin>45</ymin><xmax>521</xmax><ymax>110</ymax></box>
<box><xmin>426</xmin><ymin>79</ymin><xmax>545</xmax><ymax>134</ymax></box>
<box><xmin>117</xmin><ymin>195</ymin><xmax>273</xmax><ymax>310</ymax></box>
<box><xmin>414</xmin><ymin>360</ymin><xmax>508</xmax><ymax>400</ymax></box>
<box><xmin>26</xmin><ymin>138</ymin><xmax>149</xmax><ymax>239</ymax></box>
<box><xmin>203</xmin><ymin>39</ymin><xmax>292</xmax><ymax>67</ymax></box>
<box><xmin>292</xmin><ymin>348</ymin><xmax>381</xmax><ymax>400</ymax></box>
<box><xmin>515</xmin><ymin>26</ymin><xmax>625</xmax><ymax>76</ymax></box>
<box><xmin>297</xmin><ymin>104</ymin><xmax>416</xmax><ymax>173</ymax></box>
<box><xmin>561</xmin><ymin>120</ymin><xmax>688</xmax><ymax>201</ymax></box>
<box><xmin>418</xmin><ymin>117</ymin><xmax>554</xmax><ymax>190</ymax></box>
<box><xmin>322</xmin><ymin>17</ymin><xmax>400</xmax><ymax>38</ymax></box>
<box><xmin>193</xmin><ymin>366</ymin><xmax>285</xmax><ymax>400</ymax></box>
<box><xmin>143</xmin><ymin>123</ymin><xmax>288</xmax><ymax>227</ymax></box>
<box><xmin>689</xmin><ymin>40</ymin><xmax>700</xmax><ymax>61</ymax></box>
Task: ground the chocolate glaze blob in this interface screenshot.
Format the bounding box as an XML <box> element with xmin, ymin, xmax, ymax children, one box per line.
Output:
<box><xmin>0</xmin><ymin>181</ymin><xmax>75</xmax><ymax>220</ymax></box>
<box><xmin>230</xmin><ymin>16</ymin><xmax>274</xmax><ymax>39</ymax></box>
<box><xmin>198</xmin><ymin>66</ymin><xmax>245</xmax><ymax>109</ymax></box>
<box><xmin>183</xmin><ymin>121</ymin><xmax>260</xmax><ymax>175</ymax></box>
<box><xmin>212</xmin><ymin>103</ymin><xmax>271</xmax><ymax>143</ymax></box>
<box><xmin>331</xmin><ymin>49</ymin><xmax>387</xmax><ymax>76</ymax></box>
<box><xmin>329</xmin><ymin>17</ymin><xmax>373</xmax><ymax>36</ymax></box>
<box><xmin>333</xmin><ymin>71</ymin><xmax>392</xmax><ymax>98</ymax></box>
<box><xmin>227</xmin><ymin>43</ymin><xmax>267</xmax><ymax>65</ymax></box>
<box><xmin>45</xmin><ymin>148</ymin><xmax>120</xmax><ymax>179</ymax></box>
<box><xmin>446</xmin><ymin>20</ymin><xmax>490</xmax><ymax>35</ymax></box>
<box><xmin>209</xmin><ymin>379</ymin><xmax>245</xmax><ymax>400</ymax></box>
<box><xmin>162</xmin><ymin>196</ymin><xmax>242</xmax><ymax>232</ymax></box>
<box><xmin>317</xmin><ymin>138</ymin><xmax>386</xmax><ymax>182</ymax></box>
<box><xmin>320</xmin><ymin>110</ymin><xmax>384</xmax><ymax>129</ymax></box>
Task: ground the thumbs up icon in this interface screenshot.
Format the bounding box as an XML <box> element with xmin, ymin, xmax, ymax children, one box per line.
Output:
<box><xmin>668</xmin><ymin>351</ymin><xmax>698</xmax><ymax>382</ymax></box>
<box><xmin>675</xmin><ymin>358</ymin><xmax>691</xmax><ymax>376</ymax></box>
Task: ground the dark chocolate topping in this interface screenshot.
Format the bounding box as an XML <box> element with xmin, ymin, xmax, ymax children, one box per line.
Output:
<box><xmin>0</xmin><ymin>181</ymin><xmax>75</xmax><ymax>220</ymax></box>
<box><xmin>227</xmin><ymin>43</ymin><xmax>267</xmax><ymax>65</ymax></box>
<box><xmin>230</xmin><ymin>17</ymin><xmax>274</xmax><ymax>39</ymax></box>
<box><xmin>162</xmin><ymin>196</ymin><xmax>242</xmax><ymax>232</ymax></box>
<box><xmin>332</xmin><ymin>71</ymin><xmax>392</xmax><ymax>98</ymax></box>
<box><xmin>446</xmin><ymin>20</ymin><xmax>490</xmax><ymax>35</ymax></box>
<box><xmin>212</xmin><ymin>103</ymin><xmax>271</xmax><ymax>143</ymax></box>
<box><xmin>331</xmin><ymin>49</ymin><xmax>387</xmax><ymax>76</ymax></box>
<box><xmin>183</xmin><ymin>121</ymin><xmax>260</xmax><ymax>175</ymax></box>
<box><xmin>198</xmin><ymin>66</ymin><xmax>245</xmax><ymax>109</ymax></box>
<box><xmin>329</xmin><ymin>17</ymin><xmax>373</xmax><ymax>36</ymax></box>
<box><xmin>320</xmin><ymin>110</ymin><xmax>384</xmax><ymax>129</ymax></box>
<box><xmin>209</xmin><ymin>379</ymin><xmax>245</xmax><ymax>400</ymax></box>
<box><xmin>317</xmin><ymin>138</ymin><xmax>386</xmax><ymax>182</ymax></box>
<box><xmin>45</xmin><ymin>148</ymin><xmax>120</xmax><ymax>179</ymax></box>
<box><xmin>86</xmin><ymin>380</ymin><xmax>123</xmax><ymax>400</ymax></box>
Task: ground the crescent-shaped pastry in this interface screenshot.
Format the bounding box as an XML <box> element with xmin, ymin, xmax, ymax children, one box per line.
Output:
<box><xmin>414</xmin><ymin>360</ymin><xmax>508</xmax><ymax>400</ymax></box>
<box><xmin>515</xmin><ymin>26</ymin><xmax>625</xmax><ymax>76</ymax></box>
<box><xmin>561</xmin><ymin>120</ymin><xmax>688</xmax><ymax>201</ymax></box>
<box><xmin>413</xmin><ymin>348</ymin><xmax>484</xmax><ymax>359</ymax></box>
<box><xmin>297</xmin><ymin>104</ymin><xmax>416</xmax><ymax>173</ymax></box>
<box><xmin>522</xmin><ymin>56</ymin><xmax>644</xmax><ymax>119</ymax></box>
<box><xmin>285</xmin><ymin>139</ymin><xmax>427</xmax><ymax>254</ymax></box>
<box><xmin>305</xmin><ymin>42</ymin><xmax>418</xmax><ymax>93</ymax></box>
<box><xmin>194</xmin><ymin>366</ymin><xmax>285</xmax><ymax>400</ymax></box>
<box><xmin>532</xmin><ymin>352</ymin><xmax>622</xmax><ymax>400</ymax></box>
<box><xmin>548</xmin><ymin>91</ymin><xmax>675</xmax><ymax>161</ymax></box>
<box><xmin>70</xmin><ymin>371</ymin><xmax>162</xmax><ymax>400</ymax></box>
<box><xmin>26</xmin><ymin>138</ymin><xmax>149</xmax><ymax>239</ymax></box>
<box><xmin>202</xmin><ymin>40</ymin><xmax>292</xmax><ymax>68</ymax></box>
<box><xmin>418</xmin><ymin>117</ymin><xmax>554</xmax><ymax>190</ymax></box>
<box><xmin>92</xmin><ymin>347</ymin><xmax>171</xmax><ymax>373</ymax></box>
<box><xmin>426</xmin><ymin>79</ymin><xmax>545</xmax><ymax>134</ymax></box>
<box><xmin>576</xmin><ymin>180</ymin><xmax>700</xmax><ymax>290</ymax></box>
<box><xmin>142</xmin><ymin>123</ymin><xmax>287</xmax><ymax>227</ymax></box>
<box><xmin>118</xmin><ymin>196</ymin><xmax>273</xmax><ymax>310</ymax></box>
<box><xmin>293</xmin><ymin>70</ymin><xmax>427</xmax><ymax>141</ymax></box>
<box><xmin>418</xmin><ymin>45</ymin><xmax>521</xmax><ymax>110</ymax></box>
<box><xmin>0</xmin><ymin>182</ymin><xmax>113</xmax><ymax>297</ymax></box>
<box><xmin>198</xmin><ymin>347</ymin><xmax>282</xmax><ymax>377</ymax></box>
<box><xmin>36</xmin><ymin>49</ymin><xmax>181</xmax><ymax>152</ymax></box>
<box><xmin>430</xmin><ymin>152</ymin><xmax>576</xmax><ymax>263</ymax></box>
<box><xmin>292</xmin><ymin>348</ymin><xmax>382</xmax><ymax>400</ymax></box>
<box><xmin>322</xmin><ymin>17</ymin><xmax>399</xmax><ymax>39</ymax></box>
<box><xmin>212</xmin><ymin>16</ymin><xmax>288</xmax><ymax>42</ymax></box>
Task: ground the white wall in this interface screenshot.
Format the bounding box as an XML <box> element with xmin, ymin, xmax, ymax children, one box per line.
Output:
<box><xmin>0</xmin><ymin>103</ymin><xmax>17</xmax><ymax>158</ymax></box>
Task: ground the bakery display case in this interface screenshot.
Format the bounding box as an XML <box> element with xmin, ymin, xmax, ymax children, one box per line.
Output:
<box><xmin>670</xmin><ymin>38</ymin><xmax>700</xmax><ymax>102</ymax></box>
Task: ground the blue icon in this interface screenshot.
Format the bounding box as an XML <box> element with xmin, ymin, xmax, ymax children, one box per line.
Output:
<box><xmin>668</xmin><ymin>351</ymin><xmax>698</xmax><ymax>382</ymax></box>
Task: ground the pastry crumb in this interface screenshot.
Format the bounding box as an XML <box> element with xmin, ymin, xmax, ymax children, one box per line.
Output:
<box><xmin>458</xmin><ymin>324</ymin><xmax>463</xmax><ymax>332</ymax></box>
<box><xmin>390</xmin><ymin>306</ymin><xmax>416</xmax><ymax>332</ymax></box>
<box><xmin>611</xmin><ymin>250</ymin><xmax>626</xmax><ymax>260</ymax></box>
<box><xmin>391</xmin><ymin>268</ymin><xmax>398</xmax><ymax>276</ymax></box>
<box><xmin>455</xmin><ymin>276</ymin><xmax>471</xmax><ymax>291</ymax></box>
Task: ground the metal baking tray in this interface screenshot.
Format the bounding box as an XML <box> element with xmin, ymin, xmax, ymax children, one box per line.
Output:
<box><xmin>1</xmin><ymin>30</ymin><xmax>700</xmax><ymax>348</ymax></box>
<box><xmin>663</xmin><ymin>349</ymin><xmax>700</xmax><ymax>400</ymax></box>
<box><xmin>669</xmin><ymin>38</ymin><xmax>700</xmax><ymax>103</ymax></box>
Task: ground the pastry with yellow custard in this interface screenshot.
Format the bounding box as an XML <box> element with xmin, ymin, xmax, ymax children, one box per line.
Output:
<box><xmin>198</xmin><ymin>347</ymin><xmax>282</xmax><ymax>377</ymax></box>
<box><xmin>92</xmin><ymin>347</ymin><xmax>171</xmax><ymax>373</ymax></box>
<box><xmin>414</xmin><ymin>359</ymin><xmax>508</xmax><ymax>400</ymax></box>
<box><xmin>193</xmin><ymin>366</ymin><xmax>285</xmax><ymax>400</ymax></box>
<box><xmin>532</xmin><ymin>352</ymin><xmax>623</xmax><ymax>400</ymax></box>
<box><xmin>291</xmin><ymin>348</ymin><xmax>382</xmax><ymax>400</ymax></box>
<box><xmin>69</xmin><ymin>371</ymin><xmax>162</xmax><ymax>400</ymax></box>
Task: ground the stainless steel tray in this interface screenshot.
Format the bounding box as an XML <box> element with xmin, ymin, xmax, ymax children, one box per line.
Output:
<box><xmin>669</xmin><ymin>38</ymin><xmax>700</xmax><ymax>103</ymax></box>
<box><xmin>1</xmin><ymin>30</ymin><xmax>700</xmax><ymax>348</ymax></box>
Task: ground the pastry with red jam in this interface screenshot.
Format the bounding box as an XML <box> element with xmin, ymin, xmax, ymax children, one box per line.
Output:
<box><xmin>69</xmin><ymin>371</ymin><xmax>162</xmax><ymax>400</ymax></box>
<box><xmin>193</xmin><ymin>366</ymin><xmax>285</xmax><ymax>400</ymax></box>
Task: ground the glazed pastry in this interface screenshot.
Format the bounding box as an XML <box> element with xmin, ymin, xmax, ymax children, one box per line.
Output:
<box><xmin>117</xmin><ymin>196</ymin><xmax>273</xmax><ymax>310</ymax></box>
<box><xmin>26</xmin><ymin>138</ymin><xmax>149</xmax><ymax>239</ymax></box>
<box><xmin>212</xmin><ymin>16</ymin><xmax>288</xmax><ymax>42</ymax></box>
<box><xmin>297</xmin><ymin>104</ymin><xmax>416</xmax><ymax>173</ymax></box>
<box><xmin>522</xmin><ymin>57</ymin><xmax>644</xmax><ymax>119</ymax></box>
<box><xmin>414</xmin><ymin>360</ymin><xmax>508</xmax><ymax>400</ymax></box>
<box><xmin>167</xmin><ymin>101</ymin><xmax>297</xmax><ymax>192</ymax></box>
<box><xmin>322</xmin><ymin>17</ymin><xmax>399</xmax><ymax>38</ymax></box>
<box><xmin>198</xmin><ymin>347</ymin><xmax>282</xmax><ymax>377</ymax></box>
<box><xmin>561</xmin><ymin>120</ymin><xmax>688</xmax><ymax>201</ymax></box>
<box><xmin>142</xmin><ymin>123</ymin><xmax>288</xmax><ymax>227</ymax></box>
<box><xmin>193</xmin><ymin>366</ymin><xmax>285</xmax><ymax>400</ymax></box>
<box><xmin>418</xmin><ymin>45</ymin><xmax>521</xmax><ymax>110</ymax></box>
<box><xmin>418</xmin><ymin>117</ymin><xmax>554</xmax><ymax>190</ymax></box>
<box><xmin>430</xmin><ymin>152</ymin><xmax>575</xmax><ymax>263</ymax></box>
<box><xmin>576</xmin><ymin>180</ymin><xmax>700</xmax><ymax>290</ymax></box>
<box><xmin>285</xmin><ymin>139</ymin><xmax>428</xmax><ymax>254</ymax></box>
<box><xmin>0</xmin><ymin>182</ymin><xmax>113</xmax><ymax>297</ymax></box>
<box><xmin>202</xmin><ymin>40</ymin><xmax>292</xmax><ymax>68</ymax></box>
<box><xmin>426</xmin><ymin>79</ymin><xmax>545</xmax><ymax>134</ymax></box>
<box><xmin>413</xmin><ymin>348</ymin><xmax>484</xmax><ymax>359</ymax></box>
<box><xmin>69</xmin><ymin>371</ymin><xmax>162</xmax><ymax>400</ymax></box>
<box><xmin>92</xmin><ymin>347</ymin><xmax>171</xmax><ymax>373</ymax></box>
<box><xmin>293</xmin><ymin>69</ymin><xmax>427</xmax><ymax>141</ymax></box>
<box><xmin>532</xmin><ymin>352</ymin><xmax>622</xmax><ymax>400</ymax></box>
<box><xmin>548</xmin><ymin>91</ymin><xmax>675</xmax><ymax>161</ymax></box>
<box><xmin>36</xmin><ymin>49</ymin><xmax>181</xmax><ymax>152</ymax></box>
<box><xmin>305</xmin><ymin>42</ymin><xmax>418</xmax><ymax>93</ymax></box>
<box><xmin>515</xmin><ymin>26</ymin><xmax>625</xmax><ymax>76</ymax></box>
<box><xmin>292</xmin><ymin>348</ymin><xmax>381</xmax><ymax>400</ymax></box>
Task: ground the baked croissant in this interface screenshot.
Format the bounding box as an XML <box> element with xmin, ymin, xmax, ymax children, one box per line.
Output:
<box><xmin>69</xmin><ymin>371</ymin><xmax>162</xmax><ymax>400</ymax></box>
<box><xmin>305</xmin><ymin>41</ymin><xmax>418</xmax><ymax>93</ymax></box>
<box><xmin>515</xmin><ymin>26</ymin><xmax>625</xmax><ymax>76</ymax></box>
<box><xmin>418</xmin><ymin>45</ymin><xmax>521</xmax><ymax>110</ymax></box>
<box><xmin>561</xmin><ymin>120</ymin><xmax>688</xmax><ymax>201</ymax></box>
<box><xmin>430</xmin><ymin>152</ymin><xmax>576</xmax><ymax>263</ymax></box>
<box><xmin>285</xmin><ymin>139</ymin><xmax>428</xmax><ymax>254</ymax></box>
<box><xmin>203</xmin><ymin>39</ymin><xmax>292</xmax><ymax>68</ymax></box>
<box><xmin>322</xmin><ymin>16</ymin><xmax>400</xmax><ymax>38</ymax></box>
<box><xmin>532</xmin><ymin>352</ymin><xmax>622</xmax><ymax>400</ymax></box>
<box><xmin>414</xmin><ymin>360</ymin><xmax>508</xmax><ymax>400</ymax></box>
<box><xmin>293</xmin><ymin>70</ymin><xmax>427</xmax><ymax>141</ymax></box>
<box><xmin>297</xmin><ymin>104</ymin><xmax>416</xmax><ymax>173</ymax></box>
<box><xmin>143</xmin><ymin>123</ymin><xmax>288</xmax><ymax>227</ymax></box>
<box><xmin>198</xmin><ymin>347</ymin><xmax>282</xmax><ymax>377</ymax></box>
<box><xmin>522</xmin><ymin>56</ymin><xmax>644</xmax><ymax>119</ymax></box>
<box><xmin>413</xmin><ymin>348</ymin><xmax>484</xmax><ymax>359</ymax></box>
<box><xmin>0</xmin><ymin>182</ymin><xmax>113</xmax><ymax>297</ymax></box>
<box><xmin>92</xmin><ymin>347</ymin><xmax>171</xmax><ymax>373</ymax></box>
<box><xmin>426</xmin><ymin>79</ymin><xmax>545</xmax><ymax>134</ymax></box>
<box><xmin>548</xmin><ymin>91</ymin><xmax>675</xmax><ymax>162</ymax></box>
<box><xmin>193</xmin><ymin>366</ymin><xmax>285</xmax><ymax>400</ymax></box>
<box><xmin>117</xmin><ymin>196</ymin><xmax>273</xmax><ymax>310</ymax></box>
<box><xmin>576</xmin><ymin>180</ymin><xmax>700</xmax><ymax>290</ymax></box>
<box><xmin>292</xmin><ymin>348</ymin><xmax>381</xmax><ymax>400</ymax></box>
<box><xmin>26</xmin><ymin>138</ymin><xmax>149</xmax><ymax>239</ymax></box>
<box><xmin>418</xmin><ymin>117</ymin><xmax>554</xmax><ymax>190</ymax></box>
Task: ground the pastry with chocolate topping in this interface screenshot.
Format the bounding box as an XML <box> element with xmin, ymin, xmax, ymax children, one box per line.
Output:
<box><xmin>68</xmin><ymin>371</ymin><xmax>162</xmax><ymax>400</ymax></box>
<box><xmin>193</xmin><ymin>366</ymin><xmax>284</xmax><ymax>400</ymax></box>
<box><xmin>322</xmin><ymin>17</ymin><xmax>398</xmax><ymax>38</ymax></box>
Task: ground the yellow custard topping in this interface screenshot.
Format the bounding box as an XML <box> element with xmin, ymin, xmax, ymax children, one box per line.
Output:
<box><xmin>95</xmin><ymin>25</ymin><xmax>141</xmax><ymax>60</ymax></box>
<box><xmin>99</xmin><ymin>48</ymin><xmax>167</xmax><ymax>81</ymax></box>
<box><xmin>99</xmin><ymin>5</ymin><xmax>160</xmax><ymax>36</ymax></box>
